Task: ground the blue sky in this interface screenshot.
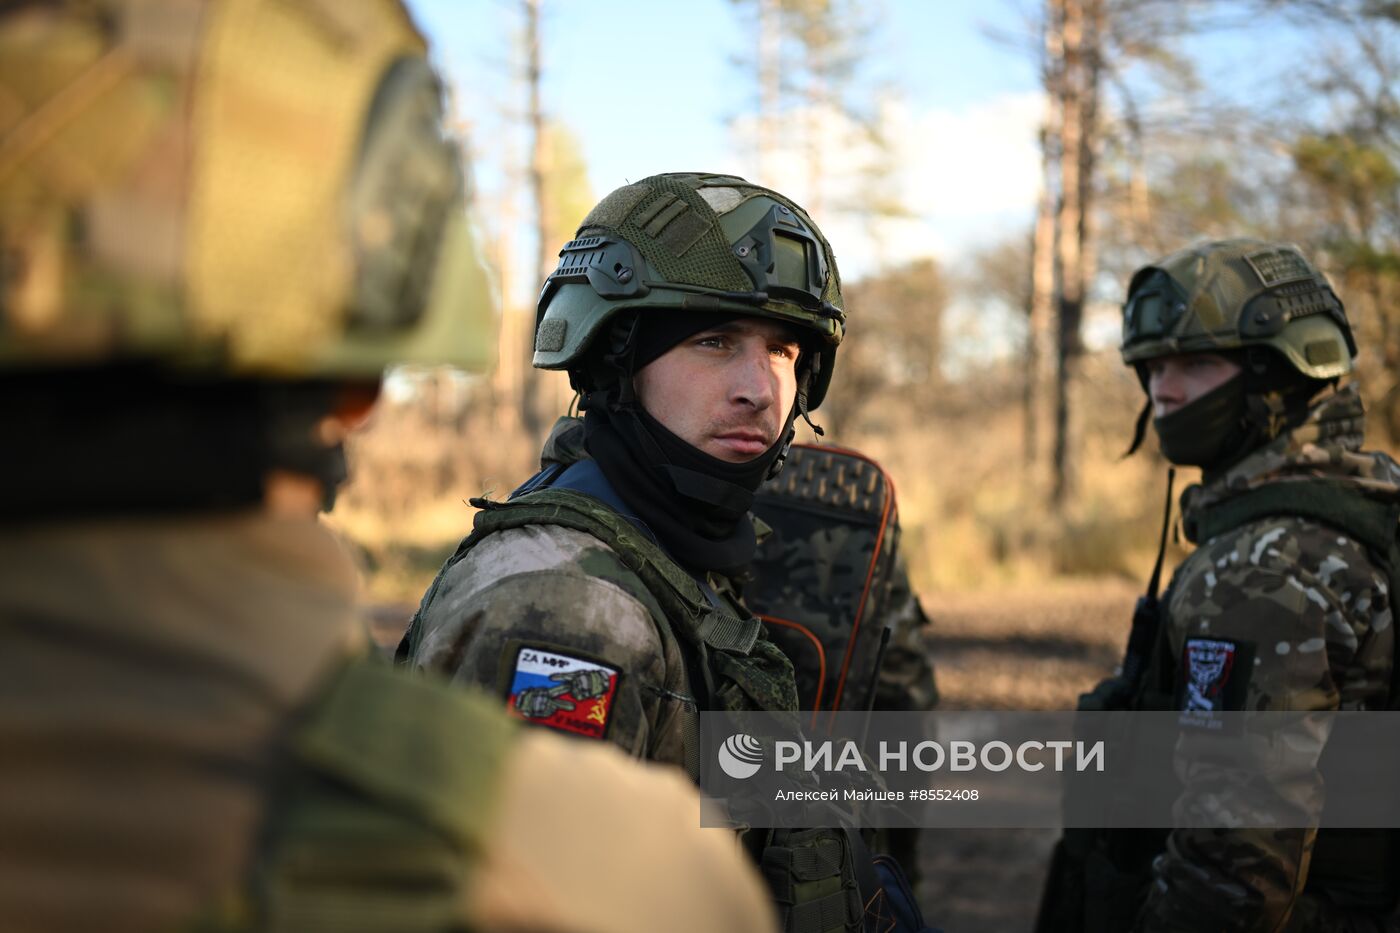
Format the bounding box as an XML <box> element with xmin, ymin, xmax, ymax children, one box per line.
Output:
<box><xmin>410</xmin><ymin>1</ymin><xmax>1041</xmax><ymax>191</ymax></box>
<box><xmin>404</xmin><ymin>0</ymin><xmax>1359</xmax><ymax>355</ymax></box>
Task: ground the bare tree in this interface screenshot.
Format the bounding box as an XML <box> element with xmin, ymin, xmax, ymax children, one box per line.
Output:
<box><xmin>1040</xmin><ymin>0</ymin><xmax>1106</xmax><ymax>509</ymax></box>
<box><xmin>520</xmin><ymin>0</ymin><xmax>549</xmax><ymax>443</ymax></box>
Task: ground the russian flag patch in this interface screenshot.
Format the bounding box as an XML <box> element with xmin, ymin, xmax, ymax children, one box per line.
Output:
<box><xmin>506</xmin><ymin>646</ymin><xmax>620</xmax><ymax>739</ymax></box>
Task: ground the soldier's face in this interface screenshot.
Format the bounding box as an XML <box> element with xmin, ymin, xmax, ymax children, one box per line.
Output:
<box><xmin>1146</xmin><ymin>353</ymin><xmax>1242</xmax><ymax>417</ymax></box>
<box><xmin>633</xmin><ymin>317</ymin><xmax>801</xmax><ymax>462</ymax></box>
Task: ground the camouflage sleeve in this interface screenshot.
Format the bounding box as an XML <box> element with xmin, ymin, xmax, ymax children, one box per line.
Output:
<box><xmin>407</xmin><ymin>526</ymin><xmax>687</xmax><ymax>765</ymax></box>
<box><xmin>1135</xmin><ymin>519</ymin><xmax>1387</xmax><ymax>933</ymax></box>
<box><xmin>873</xmin><ymin>555</ymin><xmax>938</xmax><ymax>712</ymax></box>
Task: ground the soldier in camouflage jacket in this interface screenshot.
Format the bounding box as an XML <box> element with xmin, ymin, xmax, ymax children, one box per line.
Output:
<box><xmin>1041</xmin><ymin>239</ymin><xmax>1399</xmax><ymax>933</ymax></box>
<box><xmin>399</xmin><ymin>174</ymin><xmax>900</xmax><ymax>933</ymax></box>
<box><xmin>399</xmin><ymin>174</ymin><xmax>849</xmax><ymax>768</ymax></box>
<box><xmin>1144</xmin><ymin>380</ymin><xmax>1398</xmax><ymax>932</ymax></box>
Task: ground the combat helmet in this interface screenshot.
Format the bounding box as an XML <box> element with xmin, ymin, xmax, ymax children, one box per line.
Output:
<box><xmin>0</xmin><ymin>0</ymin><xmax>497</xmax><ymax>519</ymax></box>
<box><xmin>1121</xmin><ymin>239</ymin><xmax>1354</xmax><ymax>380</ymax></box>
<box><xmin>533</xmin><ymin>173</ymin><xmax>845</xmax><ymax>411</ymax></box>
<box><xmin>1120</xmin><ymin>238</ymin><xmax>1356</xmax><ymax>467</ymax></box>
<box><xmin>0</xmin><ymin>0</ymin><xmax>497</xmax><ymax>378</ymax></box>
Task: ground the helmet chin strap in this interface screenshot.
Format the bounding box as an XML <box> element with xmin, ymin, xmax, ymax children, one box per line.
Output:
<box><xmin>1123</xmin><ymin>398</ymin><xmax>1154</xmax><ymax>459</ymax></box>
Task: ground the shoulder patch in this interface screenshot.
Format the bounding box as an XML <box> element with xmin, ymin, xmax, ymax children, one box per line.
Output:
<box><xmin>505</xmin><ymin>644</ymin><xmax>621</xmax><ymax>739</ymax></box>
<box><xmin>1179</xmin><ymin>637</ymin><xmax>1254</xmax><ymax>712</ymax></box>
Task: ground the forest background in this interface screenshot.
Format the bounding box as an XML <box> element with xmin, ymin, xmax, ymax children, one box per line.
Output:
<box><xmin>330</xmin><ymin>5</ymin><xmax>1400</xmax><ymax>925</ymax></box>
<box><xmin>335</xmin><ymin>0</ymin><xmax>1400</xmax><ymax>607</ymax></box>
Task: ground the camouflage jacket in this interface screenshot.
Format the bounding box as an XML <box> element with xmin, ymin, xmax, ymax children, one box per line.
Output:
<box><xmin>1136</xmin><ymin>383</ymin><xmax>1399</xmax><ymax>933</ymax></box>
<box><xmin>401</xmin><ymin>462</ymin><xmax>799</xmax><ymax>773</ymax></box>
<box><xmin>0</xmin><ymin>513</ymin><xmax>778</xmax><ymax>933</ymax></box>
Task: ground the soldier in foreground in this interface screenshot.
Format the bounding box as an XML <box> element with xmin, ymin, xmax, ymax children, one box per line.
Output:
<box><xmin>401</xmin><ymin>174</ymin><xmax>916</xmax><ymax>930</ymax></box>
<box><xmin>402</xmin><ymin>173</ymin><xmax>844</xmax><ymax>764</ymax></box>
<box><xmin>0</xmin><ymin>4</ymin><xmax>778</xmax><ymax>931</ymax></box>
<box><xmin>1037</xmin><ymin>239</ymin><xmax>1399</xmax><ymax>931</ymax></box>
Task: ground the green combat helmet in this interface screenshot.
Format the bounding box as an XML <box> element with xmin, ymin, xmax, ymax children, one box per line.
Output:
<box><xmin>0</xmin><ymin>0</ymin><xmax>499</xmax><ymax>520</ymax></box>
<box><xmin>533</xmin><ymin>173</ymin><xmax>845</xmax><ymax>412</ymax></box>
<box><xmin>1120</xmin><ymin>238</ymin><xmax>1357</xmax><ymax>466</ymax></box>
<box><xmin>1122</xmin><ymin>238</ymin><xmax>1354</xmax><ymax>379</ymax></box>
<box><xmin>0</xmin><ymin>0</ymin><xmax>497</xmax><ymax>378</ymax></box>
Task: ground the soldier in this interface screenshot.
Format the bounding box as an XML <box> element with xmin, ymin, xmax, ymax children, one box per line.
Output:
<box><xmin>402</xmin><ymin>173</ymin><xmax>844</xmax><ymax>765</ymax></box>
<box><xmin>0</xmin><ymin>4</ymin><xmax>778</xmax><ymax>932</ymax></box>
<box><xmin>1037</xmin><ymin>239</ymin><xmax>1399</xmax><ymax>932</ymax></box>
<box><xmin>400</xmin><ymin>174</ymin><xmax>894</xmax><ymax>931</ymax></box>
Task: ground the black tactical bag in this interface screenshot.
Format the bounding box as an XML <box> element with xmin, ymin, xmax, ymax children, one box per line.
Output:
<box><xmin>746</xmin><ymin>443</ymin><xmax>903</xmax><ymax>724</ymax></box>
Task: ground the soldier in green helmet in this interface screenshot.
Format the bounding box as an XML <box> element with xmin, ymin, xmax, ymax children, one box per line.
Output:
<box><xmin>0</xmin><ymin>4</ymin><xmax>779</xmax><ymax>932</ymax></box>
<box><xmin>400</xmin><ymin>174</ymin><xmax>916</xmax><ymax>931</ymax></box>
<box><xmin>401</xmin><ymin>173</ymin><xmax>844</xmax><ymax>763</ymax></box>
<box><xmin>1037</xmin><ymin>239</ymin><xmax>1399</xmax><ymax>932</ymax></box>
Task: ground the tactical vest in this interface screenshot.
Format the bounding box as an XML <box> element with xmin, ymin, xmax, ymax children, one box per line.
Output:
<box><xmin>398</xmin><ymin>488</ymin><xmax>876</xmax><ymax>933</ymax></box>
<box><xmin>399</xmin><ymin>487</ymin><xmax>799</xmax><ymax>764</ymax></box>
<box><xmin>1174</xmin><ymin>478</ymin><xmax>1400</xmax><ymax>712</ymax></box>
<box><xmin>1041</xmin><ymin>479</ymin><xmax>1400</xmax><ymax>933</ymax></box>
<box><xmin>1176</xmin><ymin>479</ymin><xmax>1400</xmax><ymax>921</ymax></box>
<box><xmin>204</xmin><ymin>657</ymin><xmax>513</xmax><ymax>932</ymax></box>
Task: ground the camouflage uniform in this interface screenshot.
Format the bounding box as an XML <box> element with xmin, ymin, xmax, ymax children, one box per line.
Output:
<box><xmin>1140</xmin><ymin>382</ymin><xmax>1398</xmax><ymax>933</ymax></box>
<box><xmin>401</xmin><ymin>176</ymin><xmax>895</xmax><ymax>933</ymax></box>
<box><xmin>1039</xmin><ymin>240</ymin><xmax>1397</xmax><ymax>933</ymax></box>
<box><xmin>402</xmin><ymin>418</ymin><xmax>804</xmax><ymax>768</ymax></box>
<box><xmin>0</xmin><ymin>515</ymin><xmax>779</xmax><ymax>933</ymax></box>
<box><xmin>0</xmin><ymin>5</ymin><xmax>778</xmax><ymax>931</ymax></box>
<box><xmin>405</xmin><ymin>484</ymin><xmax>727</xmax><ymax>767</ymax></box>
<box><xmin>401</xmin><ymin>174</ymin><xmax>848</xmax><ymax>768</ymax></box>
<box><xmin>873</xmin><ymin>562</ymin><xmax>939</xmax><ymax>713</ymax></box>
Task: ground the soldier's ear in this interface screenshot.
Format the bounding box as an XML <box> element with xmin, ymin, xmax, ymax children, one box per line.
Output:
<box><xmin>314</xmin><ymin>380</ymin><xmax>382</xmax><ymax>446</ymax></box>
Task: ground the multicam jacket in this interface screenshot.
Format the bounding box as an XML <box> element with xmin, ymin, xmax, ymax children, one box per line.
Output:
<box><xmin>0</xmin><ymin>513</ymin><xmax>778</xmax><ymax>933</ymax></box>
<box><xmin>1137</xmin><ymin>383</ymin><xmax>1399</xmax><ymax>933</ymax></box>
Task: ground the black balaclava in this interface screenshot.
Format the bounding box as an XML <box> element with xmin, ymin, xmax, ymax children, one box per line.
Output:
<box><xmin>1135</xmin><ymin>348</ymin><xmax>1328</xmax><ymax>474</ymax></box>
<box><xmin>1151</xmin><ymin>373</ymin><xmax>1248</xmax><ymax>468</ymax></box>
<box><xmin>0</xmin><ymin>366</ymin><xmax>353</xmax><ymax>521</ymax></box>
<box><xmin>581</xmin><ymin>310</ymin><xmax>804</xmax><ymax>574</ymax></box>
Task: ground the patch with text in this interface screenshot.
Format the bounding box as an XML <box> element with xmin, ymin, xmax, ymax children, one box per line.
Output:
<box><xmin>1180</xmin><ymin>637</ymin><xmax>1253</xmax><ymax>712</ymax></box>
<box><xmin>507</xmin><ymin>646</ymin><xmax>620</xmax><ymax>739</ymax></box>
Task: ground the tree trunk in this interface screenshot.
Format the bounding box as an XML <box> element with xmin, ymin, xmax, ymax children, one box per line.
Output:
<box><xmin>1049</xmin><ymin>0</ymin><xmax>1101</xmax><ymax>511</ymax></box>
<box><xmin>521</xmin><ymin>0</ymin><xmax>548</xmax><ymax>443</ymax></box>
<box><xmin>1028</xmin><ymin>8</ymin><xmax>1061</xmax><ymax>477</ymax></box>
<box><xmin>1028</xmin><ymin>181</ymin><xmax>1056</xmax><ymax>472</ymax></box>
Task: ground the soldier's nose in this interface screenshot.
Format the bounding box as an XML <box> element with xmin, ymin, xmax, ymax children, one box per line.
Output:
<box><xmin>731</xmin><ymin>346</ymin><xmax>776</xmax><ymax>411</ymax></box>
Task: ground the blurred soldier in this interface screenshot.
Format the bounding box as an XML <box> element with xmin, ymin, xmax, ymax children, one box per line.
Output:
<box><xmin>1036</xmin><ymin>239</ymin><xmax>1398</xmax><ymax>932</ymax></box>
<box><xmin>400</xmin><ymin>174</ymin><xmax>900</xmax><ymax>931</ymax></box>
<box><xmin>0</xmin><ymin>4</ymin><xmax>777</xmax><ymax>932</ymax></box>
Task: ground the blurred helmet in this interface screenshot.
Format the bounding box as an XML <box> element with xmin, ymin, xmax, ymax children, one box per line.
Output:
<box><xmin>1121</xmin><ymin>238</ymin><xmax>1354</xmax><ymax>379</ymax></box>
<box><xmin>532</xmin><ymin>173</ymin><xmax>845</xmax><ymax>408</ymax></box>
<box><xmin>0</xmin><ymin>0</ymin><xmax>497</xmax><ymax>378</ymax></box>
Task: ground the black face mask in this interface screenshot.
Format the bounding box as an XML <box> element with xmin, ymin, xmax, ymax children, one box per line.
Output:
<box><xmin>1152</xmin><ymin>373</ymin><xmax>1249</xmax><ymax>469</ymax></box>
<box><xmin>583</xmin><ymin>394</ymin><xmax>797</xmax><ymax>575</ymax></box>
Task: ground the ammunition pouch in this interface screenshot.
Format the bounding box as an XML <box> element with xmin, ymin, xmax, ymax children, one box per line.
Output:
<box><xmin>761</xmin><ymin>828</ymin><xmax>865</xmax><ymax>933</ymax></box>
<box><xmin>204</xmin><ymin>657</ymin><xmax>514</xmax><ymax>931</ymax></box>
